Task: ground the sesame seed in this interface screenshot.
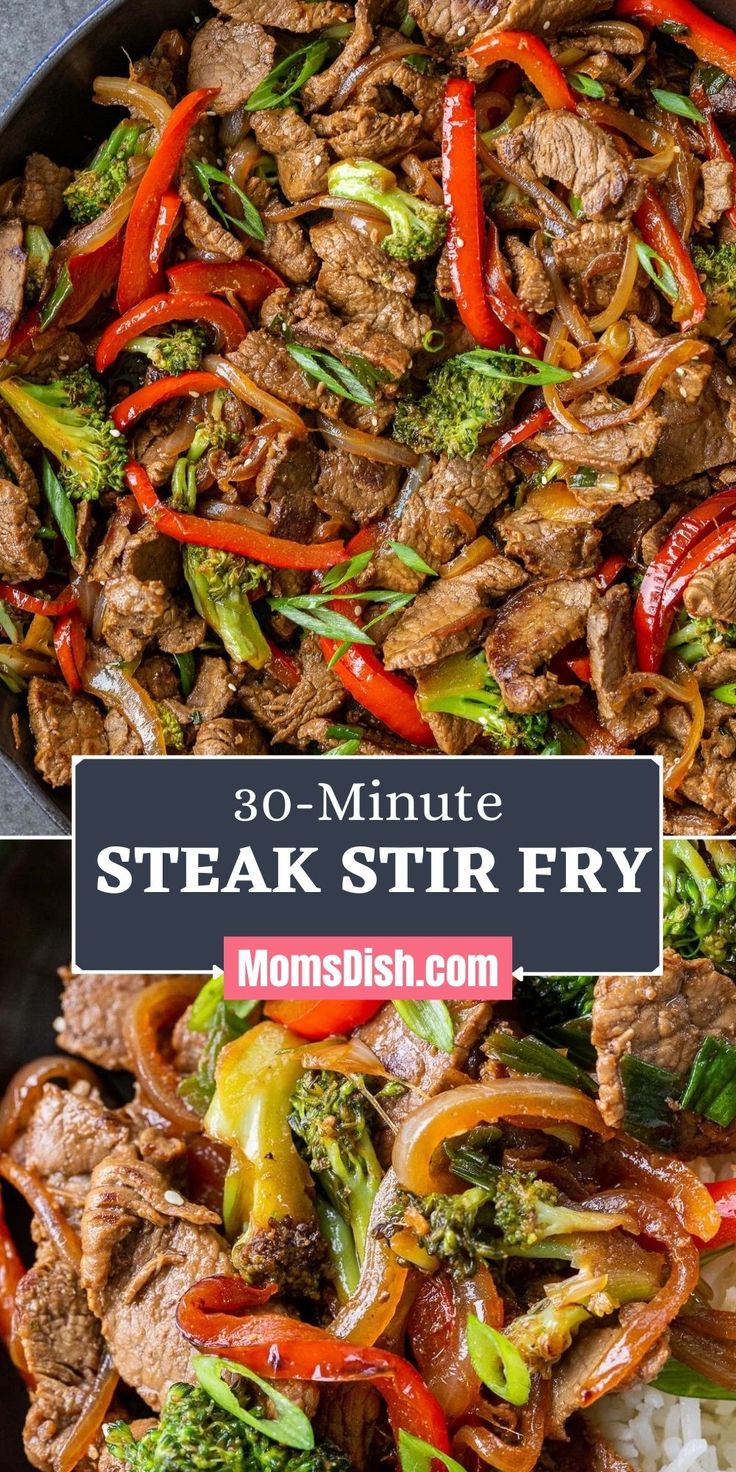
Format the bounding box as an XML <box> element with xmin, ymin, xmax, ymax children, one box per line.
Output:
<box><xmin>456</xmin><ymin>237</ymin><xmax>464</xmax><ymax>248</ymax></box>
<box><xmin>542</xmin><ymin>18</ymin><xmax>550</xmax><ymax>27</ymax></box>
<box><xmin>164</xmin><ymin>1189</ymin><xmax>185</xmax><ymax>1206</ymax></box>
<box><xmin>53</xmin><ymin>1016</ymin><xmax>64</xmax><ymax>1032</ymax></box>
<box><xmin>314</xmin><ymin>154</ymin><xmax>323</xmax><ymax>164</ymax></box>
<box><xmin>228</xmin><ymin>682</ymin><xmax>237</xmax><ymax>691</ymax></box>
<box><xmin>727</xmin><ymin>376</ymin><xmax>734</xmax><ymax>386</ymax></box>
<box><xmin>457</xmin><ymin>23</ymin><xmax>466</xmax><ymax>35</ymax></box>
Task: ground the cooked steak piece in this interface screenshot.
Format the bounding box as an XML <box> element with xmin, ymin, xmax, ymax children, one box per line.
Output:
<box><xmin>186</xmin><ymin>18</ymin><xmax>276</xmax><ymax>111</ymax></box>
<box><xmin>56</xmin><ymin>968</ymin><xmax>150</xmax><ymax>1070</ymax></box>
<box><xmin>2</xmin><ymin>153</ymin><xmax>71</xmax><ymax>231</ymax></box>
<box><xmin>485</xmin><ymin>578</ymin><xmax>596</xmax><ymax>714</ymax></box>
<box><xmin>213</xmin><ymin>0</ymin><xmax>351</xmax><ymax>30</ymax></box>
<box><xmin>383</xmin><ymin>559</ymin><xmax>525</xmax><ymax>670</ymax></box>
<box><xmin>80</xmin><ymin>1146</ymin><xmax>233</xmax><ymax>1409</ymax></box>
<box><xmin>27</xmin><ymin>678</ymin><xmax>108</xmax><ymax>787</ymax></box>
<box><xmin>371</xmin><ymin>455</ymin><xmax>510</xmax><ymax>592</ymax></box>
<box><xmin>310</xmin><ymin>218</ymin><xmax>430</xmax><ymax>353</ymax></box>
<box><xmin>18</xmin><ymin>1083</ymin><xmax>131</xmax><ymax>1219</ymax></box>
<box><xmin>262</xmin><ymin>285</ymin><xmax>412</xmax><ymax>386</ymax></box>
<box><xmin>356</xmin><ymin>1001</ymin><xmax>492</xmax><ymax>1130</ymax></box>
<box><xmin>646</xmin><ymin>367</ymin><xmax>736</xmax><ymax>484</ymax></box>
<box><xmin>313</xmin><ymin>447</ymin><xmax>400</xmax><ymax>526</ymax></box>
<box><xmin>592</xmin><ymin>950</ymin><xmax>736</xmax><ymax>1127</ymax></box>
<box><xmin>250</xmin><ymin>109</ymin><xmax>328</xmax><ymax>202</ymax></box>
<box><xmin>239</xmin><ymin>634</ymin><xmax>345</xmax><ymax>744</ymax></box>
<box><xmin>586</xmin><ymin>585</ymin><xmax>662</xmax><ymax>743</ymax></box>
<box><xmin>505</xmin><ymin>235</ymin><xmax>554</xmax><ymax>316</ymax></box>
<box><xmin>498</xmin><ymin>506</ymin><xmax>601</xmax><ymax>577</ymax></box>
<box><xmin>302</xmin><ymin>0</ymin><xmax>377</xmax><ymax>113</ymax></box>
<box><xmin>245</xmin><ymin>176</ymin><xmax>318</xmax><ymax>283</ymax></box>
<box><xmin>228</xmin><ymin>332</ymin><xmax>343</xmax><ymax>416</ymax></box>
<box><xmin>0</xmin><ymin>476</ymin><xmax>48</xmax><ymax>582</ymax></box>
<box><xmin>697</xmin><ymin>158</ymin><xmax>734</xmax><ymax>229</ymax></box>
<box><xmin>0</xmin><ymin>219</ymin><xmax>26</xmax><ymax>343</ymax></box>
<box><xmin>497</xmin><ymin>112</ymin><xmax>633</xmax><ymax>218</ymax></box>
<box><xmin>683</xmin><ymin>553</ymin><xmax>736</xmax><ymax>623</ymax></box>
<box><xmin>406</xmin><ymin>0</ymin><xmax>602</xmax><ymax>48</ymax></box>
<box><xmin>312</xmin><ymin>106</ymin><xmax>422</xmax><ymax>159</ymax></box>
<box><xmin>193</xmin><ymin>716</ymin><xmax>268</xmax><ymax>754</ymax></box>
<box><xmin>186</xmin><ymin>656</ymin><xmax>233</xmax><ymax>723</ymax></box>
<box><xmin>533</xmin><ymin>392</ymin><xmax>663</xmax><ymax>472</ymax></box>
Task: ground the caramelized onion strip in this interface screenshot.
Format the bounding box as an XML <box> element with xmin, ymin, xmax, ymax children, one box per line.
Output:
<box><xmin>0</xmin><ymin>1155</ymin><xmax>81</xmax><ymax>1274</ymax></box>
<box><xmin>330</xmin><ymin>1171</ymin><xmax>409</xmax><ymax>1344</ymax></box>
<box><xmin>0</xmin><ymin>1056</ymin><xmax>100</xmax><ymax>1151</ymax></box>
<box><xmin>55</xmin><ymin>1351</ymin><xmax>119</xmax><ymax>1472</ymax></box>
<box><xmin>205</xmin><ymin>354</ymin><xmax>307</xmax><ymax>437</ymax></box>
<box><xmin>589</xmin><ymin>231</ymin><xmax>640</xmax><ymax>333</ymax></box>
<box><xmin>124</xmin><ymin>977</ymin><xmax>204</xmax><ymax>1133</ymax></box>
<box><xmin>317</xmin><ymin>414</ymin><xmax>420</xmax><ymax>467</ymax></box>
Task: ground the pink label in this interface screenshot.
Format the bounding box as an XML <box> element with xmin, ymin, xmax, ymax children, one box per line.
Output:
<box><xmin>223</xmin><ymin>935</ymin><xmax>513</xmax><ymax>1001</ymax></box>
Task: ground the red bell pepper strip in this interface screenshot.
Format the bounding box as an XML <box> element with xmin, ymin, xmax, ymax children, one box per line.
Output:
<box><xmin>53</xmin><ymin>610</ymin><xmax>86</xmax><ymax>692</ymax></box>
<box><xmin>96</xmin><ymin>290</ymin><xmax>246</xmax><ymax>373</ymax></box>
<box><xmin>168</xmin><ymin>259</ymin><xmax>284</xmax><ymax>309</ymax></box>
<box><xmin>117</xmin><ymin>87</ymin><xmax>218</xmax><ymax>312</ymax></box>
<box><xmin>486</xmin><ymin>405</ymin><xmax>553</xmax><ymax>465</ymax></box>
<box><xmin>320</xmin><ymin>640</ymin><xmax>436</xmax><ymax>747</ymax></box>
<box><xmin>177</xmin><ymin>1275</ymin><xmax>451</xmax><ymax>1452</ymax></box>
<box><xmin>0</xmin><ymin>583</ymin><xmax>77</xmax><ymax>618</ymax></box>
<box><xmin>633</xmin><ymin>488</ymin><xmax>736</xmax><ymax>671</ymax></box>
<box><xmin>635</xmin><ymin>185</ymin><xmax>706</xmax><ymax>332</ymax></box>
<box><xmin>462</xmin><ymin>30</ymin><xmax>579</xmax><ymax>112</ymax></box>
<box><xmin>485</xmin><ymin>219</ymin><xmax>545</xmax><ymax>358</ymax></box>
<box><xmin>265</xmin><ymin>637</ymin><xmax>301</xmax><ymax>690</ymax></box>
<box><xmin>150</xmin><ymin>191</ymin><xmax>183</xmax><ymax>274</ymax></box>
<box><xmin>442</xmin><ymin>79</ymin><xmax>511</xmax><ymax>351</ymax></box>
<box><xmin>125</xmin><ymin>461</ymin><xmax>346</xmax><ymax>571</ymax></box>
<box><xmin>692</xmin><ymin>85</ymin><xmax>736</xmax><ymax>232</ymax></box>
<box><xmin>41</xmin><ymin>233</ymin><xmax>123</xmax><ymax>331</ymax></box>
<box><xmin>694</xmin><ymin>1180</ymin><xmax>736</xmax><ymax>1250</ymax></box>
<box><xmin>264</xmin><ymin>999</ymin><xmax>383</xmax><ymax>1038</ymax></box>
<box><xmin>655</xmin><ymin>521</ymin><xmax>736</xmax><ymax>649</ymax></box>
<box><xmin>596</xmin><ymin>553</ymin><xmax>627</xmax><ymax>589</ymax></box>
<box><xmin>615</xmin><ymin>0</ymin><xmax>736</xmax><ymax>79</ymax></box>
<box><xmin>111</xmin><ymin>371</ymin><xmax>224</xmax><ymax>432</ymax></box>
<box><xmin>556</xmin><ymin>696</ymin><xmax>627</xmax><ymax>753</ymax></box>
<box><xmin>566</xmin><ymin>653</ymin><xmax>592</xmax><ymax>683</ymax></box>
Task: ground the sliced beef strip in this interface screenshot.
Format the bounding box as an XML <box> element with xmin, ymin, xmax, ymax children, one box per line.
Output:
<box><xmin>180</xmin><ymin>166</ymin><xmax>245</xmax><ymax>260</ymax></box>
<box><xmin>194</xmin><ymin>716</ymin><xmax>268</xmax><ymax>754</ymax></box>
<box><xmin>534</xmin><ymin>391</ymin><xmax>664</xmax><ymax>472</ymax></box>
<box><xmin>100</xmin><ymin>574</ymin><xmax>172</xmax><ymax>662</ymax></box>
<box><xmin>313</xmin><ymin>448</ymin><xmax>400</xmax><ymax>526</ymax></box>
<box><xmin>2</xmin><ymin>154</ymin><xmax>71</xmax><ymax>231</ymax></box>
<box><xmin>186</xmin><ymin>657</ymin><xmax>233</xmax><ymax>723</ymax></box>
<box><xmin>497</xmin><ymin>111</ymin><xmax>631</xmax><ymax>218</ymax></box>
<box><xmin>370</xmin><ymin>455</ymin><xmax>511</xmax><ymax>592</ymax></box>
<box><xmin>310</xmin><ymin>218</ymin><xmax>431</xmax><ymax>353</ymax></box>
<box><xmin>498</xmin><ymin>506</ymin><xmax>601</xmax><ymax>577</ymax></box>
<box><xmin>649</xmin><ymin>711</ymin><xmax>736</xmax><ymax>830</ymax></box>
<box><xmin>302</xmin><ymin>0</ymin><xmax>377</xmax><ymax>113</ymax></box>
<box><xmin>130</xmin><ymin>29</ymin><xmax>188</xmax><ymax>102</ymax></box>
<box><xmin>586</xmin><ymin>585</ymin><xmax>661</xmax><ymax>743</ymax></box>
<box><xmin>592</xmin><ymin>950</ymin><xmax>736</xmax><ymax>1127</ymax></box>
<box><xmin>262</xmin><ymin>285</ymin><xmax>411</xmax><ymax>386</ymax></box>
<box><xmin>0</xmin><ymin>219</ymin><xmax>26</xmax><ymax>343</ymax></box>
<box><xmin>504</xmin><ymin>234</ymin><xmax>554</xmax><ymax>316</ymax></box>
<box><xmin>27</xmin><ymin>678</ymin><xmax>108</xmax><ymax>788</ymax></box>
<box><xmin>646</xmin><ymin>366</ymin><xmax>736</xmax><ymax>484</ymax></box>
<box><xmin>80</xmin><ymin>1146</ymin><xmax>233</xmax><ymax>1409</ymax></box>
<box><xmin>485</xmin><ymin>577</ymin><xmax>595</xmax><ymax>714</ymax></box>
<box><xmin>695</xmin><ymin>651</ymin><xmax>736</xmax><ymax>690</ymax></box>
<box><xmin>56</xmin><ymin>968</ymin><xmax>151</xmax><ymax>1070</ymax></box>
<box><xmin>0</xmin><ymin>477</ymin><xmax>48</xmax><ymax>582</ymax></box>
<box><xmin>238</xmin><ymin>634</ymin><xmax>344</xmax><ymax>744</ymax></box>
<box><xmin>629</xmin><ymin>317</ymin><xmax>712</xmax><ymax>406</ymax></box>
<box><xmin>19</xmin><ymin>1084</ymin><xmax>131</xmax><ymax>1220</ymax></box>
<box><xmin>14</xmin><ymin>1243</ymin><xmax>105</xmax><ymax>1472</ymax></box>
<box><xmin>132</xmin><ymin>402</ymin><xmax>200</xmax><ymax>486</ymax></box>
<box><xmin>213</xmin><ymin>0</ymin><xmax>352</xmax><ymax>31</ymax></box>
<box><xmin>312</xmin><ymin>105</ymin><xmax>422</xmax><ymax>159</ymax></box>
<box><xmin>244</xmin><ymin>176</ymin><xmax>318</xmax><ymax>284</ymax></box>
<box><xmin>697</xmin><ymin>158</ymin><xmax>734</xmax><ymax>230</ymax></box>
<box><xmin>356</xmin><ymin>1001</ymin><xmax>492</xmax><ymax>1131</ymax></box>
<box><xmin>70</xmin><ymin>501</ymin><xmax>95</xmax><ymax>576</ymax></box>
<box><xmin>683</xmin><ymin>553</ymin><xmax>736</xmax><ymax>623</ymax></box>
<box><xmin>157</xmin><ymin>600</ymin><xmax>207</xmax><ymax>655</ymax></box>
<box><xmin>251</xmin><ymin>109</ymin><xmax>328</xmax><ymax>202</ymax></box>
<box><xmin>256</xmin><ymin>431</ymin><xmax>320</xmax><ymax>542</ymax></box>
<box><xmin>664</xmin><ymin>799</ymin><xmax>725</xmax><ymax>836</ymax></box>
<box><xmin>383</xmin><ymin>559</ymin><xmax>526</xmax><ymax>670</ymax></box>
<box><xmin>186</xmin><ymin>18</ymin><xmax>276</xmax><ymax>111</ymax></box>
<box><xmin>228</xmin><ymin>332</ymin><xmax>343</xmax><ymax>416</ymax></box>
<box><xmin>406</xmin><ymin>0</ymin><xmax>602</xmax><ymax>48</ymax></box>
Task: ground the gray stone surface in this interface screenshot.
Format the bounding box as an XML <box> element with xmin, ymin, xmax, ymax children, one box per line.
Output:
<box><xmin>0</xmin><ymin>0</ymin><xmax>98</xmax><ymax>834</ymax></box>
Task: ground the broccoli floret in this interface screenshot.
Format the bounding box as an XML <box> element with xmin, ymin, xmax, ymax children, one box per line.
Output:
<box><xmin>417</xmin><ymin>648</ymin><xmax>556</xmax><ymax>751</ymax></box>
<box><xmin>0</xmin><ymin>365</ymin><xmax>125</xmax><ymax>501</ymax></box>
<box><xmin>505</xmin><ymin>1299</ymin><xmax>591</xmax><ymax>1372</ymax></box>
<box><xmin>692</xmin><ymin>243</ymin><xmax>736</xmax><ymax>338</ymax></box>
<box><xmin>205</xmin><ymin>1021</ymin><xmax>326</xmax><ymax>1299</ymax></box>
<box><xmin>393</xmin><ymin>1170</ymin><xmax>631</xmax><ymax>1278</ymax></box>
<box><xmin>393</xmin><ymin>351</ymin><xmax>525</xmax><ymax>459</ymax></box>
<box><xmin>172</xmin><ymin>390</ymin><xmax>241</xmax><ymax>511</ymax></box>
<box><xmin>290</xmin><ymin>1070</ymin><xmax>383</xmax><ymax>1264</ymax></box>
<box><xmin>23</xmin><ymin>225</ymin><xmax>53</xmax><ymax>305</ymax></box>
<box><xmin>105</xmin><ymin>1383</ymin><xmax>350</xmax><ymax>1472</ymax></box>
<box><xmin>327</xmin><ymin>159</ymin><xmax>446</xmax><ymax>263</ymax></box>
<box><xmin>663</xmin><ymin>838</ymin><xmax>736</xmax><ymax>971</ymax></box>
<box><xmin>184</xmin><ymin>545</ymin><xmax>271</xmax><ymax>669</ymax></box>
<box><xmin>666</xmin><ymin>612</ymin><xmax>736</xmax><ymax>665</ymax></box>
<box><xmin>64</xmin><ymin>120</ymin><xmax>148</xmax><ymax>225</ymax></box>
<box><xmin>127</xmin><ymin>323</ymin><xmax>209</xmax><ymax>376</ymax></box>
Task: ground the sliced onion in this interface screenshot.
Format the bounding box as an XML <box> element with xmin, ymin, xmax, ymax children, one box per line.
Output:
<box><xmin>590</xmin><ymin>1133</ymin><xmax>720</xmax><ymax>1239</ymax></box>
<box><xmin>93</xmin><ymin>75</ymin><xmax>172</xmax><ymax>132</ymax></box>
<box><xmin>204</xmin><ymin>354</ymin><xmax>307</xmax><ymax>437</ymax></box>
<box><xmin>544</xmin><ymin>317</ymin><xmax>589</xmax><ymax>433</ymax></box>
<box><xmin>441</xmin><ymin>536</ymin><xmax>496</xmax><ymax>579</ymax></box>
<box><xmin>454</xmin><ymin>1375</ymin><xmax>550</xmax><ymax>1472</ymax></box>
<box><xmin>581</xmin><ymin>99</ymin><xmax>675</xmax><ymax>161</ymax></box>
<box><xmin>570</xmin><ymin>19</ymin><xmax>646</xmax><ymax>48</ymax></box>
<box><xmin>330</xmin><ymin>1170</ymin><xmax>408</xmax><ymax>1344</ymax></box>
<box><xmin>0</xmin><ymin>1154</ymin><xmax>81</xmax><ymax>1273</ymax></box>
<box><xmin>56</xmin><ymin>1351</ymin><xmax>119</xmax><ymax>1472</ymax></box>
<box><xmin>300</xmin><ymin>1037</ymin><xmax>395</xmax><ymax>1079</ymax></box>
<box><xmin>83</xmin><ymin>661</ymin><xmax>166</xmax><ymax>754</ymax></box>
<box><xmin>589</xmin><ymin>231</ymin><xmax>640</xmax><ymax>333</ymax></box>
<box><xmin>55</xmin><ymin>158</ymin><xmax>148</xmax><ymax>265</ymax></box>
<box><xmin>671</xmin><ymin>1321</ymin><xmax>736</xmax><ymax>1393</ymax></box>
<box><xmin>541</xmin><ymin>244</ymin><xmax>595</xmax><ymax>347</ymax></box>
<box><xmin>586</xmin><ymin>339</ymin><xmax>707</xmax><ymax>430</ymax></box>
<box><xmin>330</xmin><ymin>43</ymin><xmax>433</xmax><ymax>112</ymax></box>
<box><xmin>0</xmin><ymin>645</ymin><xmax>55</xmax><ymax>678</ymax></box>
<box><xmin>401</xmin><ymin>154</ymin><xmax>444</xmax><ymax>206</ymax></box>
<box><xmin>124</xmin><ymin>977</ymin><xmax>204</xmax><ymax>1133</ymax></box>
<box><xmin>317</xmin><ymin>413</ymin><xmax>419</xmax><ymax>466</ymax></box>
<box><xmin>477</xmin><ymin>136</ymin><xmax>575</xmax><ymax>237</ymax></box>
<box><xmin>393</xmin><ymin>1079</ymin><xmax>610</xmax><ymax>1196</ymax></box>
<box><xmin>0</xmin><ymin>1056</ymin><xmax>100</xmax><ymax>1151</ymax></box>
<box><xmin>200</xmin><ymin>499</ymin><xmax>275</xmax><ymax>533</ymax></box>
<box><xmin>619</xmin><ymin>663</ymin><xmax>704</xmax><ymax>797</ymax></box>
<box><xmin>263</xmin><ymin>194</ymin><xmax>388</xmax><ymax>227</ymax></box>
<box><xmin>225</xmin><ymin>136</ymin><xmax>262</xmax><ymax>220</ymax></box>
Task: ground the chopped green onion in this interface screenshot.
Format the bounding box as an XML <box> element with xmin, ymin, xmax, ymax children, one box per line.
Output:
<box><xmin>456</xmin><ymin>349</ymin><xmax>572</xmax><ymax>386</ymax></box>
<box><xmin>422</xmin><ymin>328</ymin><xmax>445</xmax><ymax>353</ymax></box>
<box><xmin>635</xmin><ymin>241</ymin><xmax>679</xmax><ymax>303</ymax></box>
<box><xmin>466</xmin><ymin>1314</ymin><xmax>531</xmax><ymax>1406</ymax></box>
<box><xmin>189</xmin><ymin>972</ymin><xmax>256</xmax><ymax>1031</ymax></box>
<box><xmin>0</xmin><ymin>601</ymin><xmax>18</xmax><ymax>643</ymax></box>
<box><xmin>653</xmin><ymin>1357</ymin><xmax>736</xmax><ymax>1400</ymax></box>
<box><xmin>388</xmin><ymin>541</ymin><xmax>438</xmax><ymax>579</ymax></box>
<box><xmin>679</xmin><ymin>1035</ymin><xmax>736</xmax><ymax>1127</ymax></box>
<box><xmin>193</xmin><ymin>1353</ymin><xmax>315</xmax><ymax>1447</ymax></box>
<box><xmin>620</xmin><ymin>1054</ymin><xmax>680</xmax><ymax>1148</ymax></box>
<box><xmin>651</xmin><ymin>87</ymin><xmax>705</xmax><ymax>122</ymax></box>
<box><xmin>398</xmin><ymin>1432</ymin><xmax>467</xmax><ymax>1472</ymax></box>
<box><xmin>569</xmin><ymin>192</ymin><xmax>584</xmax><ymax>218</ymax></box>
<box><xmin>330</xmin><ymin>739</ymin><xmax>361</xmax><ymax>754</ymax></box>
<box><xmin>486</xmin><ymin>1031</ymin><xmax>598</xmax><ymax>1096</ymax></box>
<box><xmin>41</xmin><ymin>455</ymin><xmax>78</xmax><ymax>558</ymax></box>
<box><xmin>393</xmin><ymin>999</ymin><xmax>455</xmax><ymax>1053</ymax></box>
<box><xmin>39</xmin><ymin>263</ymin><xmax>73</xmax><ymax>329</ymax></box>
<box><xmin>174</xmin><ymin>651</ymin><xmax>196</xmax><ymax>698</ymax></box>
<box><xmin>399</xmin><ymin>11</ymin><xmax>417</xmax><ymax>34</ymax></box>
<box><xmin>246</xmin><ymin>39</ymin><xmax>331</xmax><ymax>112</ymax></box>
<box><xmin>659</xmin><ymin>20</ymin><xmax>689</xmax><ymax>35</ymax></box>
<box><xmin>569</xmin><ymin>465</ymin><xmax>598</xmax><ymax>488</ymax></box>
<box><xmin>713</xmin><ymin>682</ymin><xmax>736</xmax><ymax>705</ymax></box>
<box><xmin>189</xmin><ymin>158</ymin><xmax>265</xmax><ymax>242</ymax></box>
<box><xmin>268</xmin><ymin>596</ymin><xmax>373</xmax><ymax>646</ymax></box>
<box><xmin>570</xmin><ymin>73</ymin><xmax>606</xmax><ymax>99</ymax></box>
<box><xmin>322</xmin><ymin>551</ymin><xmax>373</xmax><ymax>591</ymax></box>
<box><xmin>284</xmin><ymin>341</ymin><xmax>378</xmax><ymax>405</ymax></box>
<box><xmin>325</xmin><ymin>722</ymin><xmax>365</xmax><ymax>742</ymax></box>
<box><xmin>445</xmin><ymin>1127</ymin><xmax>503</xmax><ymax>1189</ymax></box>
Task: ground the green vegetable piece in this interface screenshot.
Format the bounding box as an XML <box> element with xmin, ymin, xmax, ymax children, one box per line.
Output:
<box><xmin>246</xmin><ymin>40</ymin><xmax>331</xmax><ymax>111</ymax></box>
<box><xmin>651</xmin><ymin>87</ymin><xmax>706</xmax><ymax>122</ymax></box>
<box><xmin>184</xmin><ymin>545</ymin><xmax>271</xmax><ymax>669</ymax></box>
<box><xmin>570</xmin><ymin>73</ymin><xmax>606</xmax><ymax>98</ymax></box>
<box><xmin>41</xmin><ymin>455</ymin><xmax>78</xmax><ymax>557</ymax></box>
<box><xmin>619</xmin><ymin>1054</ymin><xmax>680</xmax><ymax>1148</ymax></box>
<box><xmin>466</xmin><ymin>1313</ymin><xmax>531</xmax><ymax>1405</ymax></box>
<box><xmin>0</xmin><ymin>366</ymin><xmax>125</xmax><ymax>502</ymax></box>
<box><xmin>393</xmin><ymin>1000</ymin><xmax>455</xmax><ymax>1053</ymax></box>
<box><xmin>679</xmin><ymin>1035</ymin><xmax>736</xmax><ymax>1126</ymax></box>
<box><xmin>636</xmin><ymin>241</ymin><xmax>679</xmax><ymax>303</ymax></box>
<box><xmin>388</xmin><ymin>542</ymin><xmax>438</xmax><ymax>579</ymax></box>
<box><xmin>653</xmin><ymin>1357</ymin><xmax>736</xmax><ymax>1400</ymax></box>
<box><xmin>190</xmin><ymin>157</ymin><xmax>265</xmax><ymax>242</ymax></box>
<box><xmin>193</xmin><ymin>1354</ymin><xmax>315</xmax><ymax>1448</ymax></box>
<box><xmin>328</xmin><ymin>159</ymin><xmax>447</xmax><ymax>263</ymax></box>
<box><xmin>418</xmin><ymin>648</ymin><xmax>555</xmax><ymax>752</ymax></box>
<box><xmin>290</xmin><ymin>1069</ymin><xmax>383</xmax><ymax>1263</ymax></box>
<box><xmin>485</xmin><ymin>1031</ymin><xmax>598</xmax><ymax>1097</ymax></box>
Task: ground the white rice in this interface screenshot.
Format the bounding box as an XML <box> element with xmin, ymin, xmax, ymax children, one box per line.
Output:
<box><xmin>590</xmin><ymin>1156</ymin><xmax>736</xmax><ymax>1472</ymax></box>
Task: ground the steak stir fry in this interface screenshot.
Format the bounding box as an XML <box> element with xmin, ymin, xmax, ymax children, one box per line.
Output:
<box><xmin>2</xmin><ymin>840</ymin><xmax>736</xmax><ymax>1471</ymax></box>
<box><xmin>1</xmin><ymin>0</ymin><xmax>736</xmax><ymax>825</ymax></box>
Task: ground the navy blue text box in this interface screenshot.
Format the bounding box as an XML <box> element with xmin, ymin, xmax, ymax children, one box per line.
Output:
<box><xmin>72</xmin><ymin>754</ymin><xmax>662</xmax><ymax>975</ymax></box>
